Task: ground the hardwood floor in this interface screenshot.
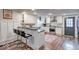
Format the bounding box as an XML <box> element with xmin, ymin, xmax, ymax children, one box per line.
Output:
<box><xmin>44</xmin><ymin>33</ymin><xmax>79</xmax><ymax>50</ymax></box>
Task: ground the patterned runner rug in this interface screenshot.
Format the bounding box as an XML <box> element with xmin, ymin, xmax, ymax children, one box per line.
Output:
<box><xmin>0</xmin><ymin>40</ymin><xmax>33</xmax><ymax>50</ymax></box>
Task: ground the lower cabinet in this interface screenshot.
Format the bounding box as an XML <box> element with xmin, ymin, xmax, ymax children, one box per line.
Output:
<box><xmin>56</xmin><ymin>28</ymin><xmax>63</xmax><ymax>36</ymax></box>
<box><xmin>44</xmin><ymin>27</ymin><xmax>50</xmax><ymax>32</ymax></box>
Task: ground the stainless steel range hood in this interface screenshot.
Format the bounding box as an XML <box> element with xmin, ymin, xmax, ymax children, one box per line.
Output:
<box><xmin>51</xmin><ymin>16</ymin><xmax>57</xmax><ymax>22</ymax></box>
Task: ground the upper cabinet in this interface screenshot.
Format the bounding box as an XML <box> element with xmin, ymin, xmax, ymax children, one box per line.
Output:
<box><xmin>23</xmin><ymin>14</ymin><xmax>36</xmax><ymax>24</ymax></box>
<box><xmin>46</xmin><ymin>16</ymin><xmax>51</xmax><ymax>24</ymax></box>
<box><xmin>56</xmin><ymin>16</ymin><xmax>63</xmax><ymax>23</ymax></box>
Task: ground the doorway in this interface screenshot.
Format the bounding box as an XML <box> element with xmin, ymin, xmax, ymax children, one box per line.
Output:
<box><xmin>64</xmin><ymin>17</ymin><xmax>75</xmax><ymax>36</ymax></box>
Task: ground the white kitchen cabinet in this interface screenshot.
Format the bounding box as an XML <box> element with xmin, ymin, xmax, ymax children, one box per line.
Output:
<box><xmin>44</xmin><ymin>27</ymin><xmax>49</xmax><ymax>32</ymax></box>
<box><xmin>56</xmin><ymin>16</ymin><xmax>63</xmax><ymax>23</ymax></box>
<box><xmin>18</xmin><ymin>27</ymin><xmax>45</xmax><ymax>49</ymax></box>
<box><xmin>26</xmin><ymin>29</ymin><xmax>45</xmax><ymax>49</ymax></box>
<box><xmin>56</xmin><ymin>28</ymin><xmax>63</xmax><ymax>36</ymax></box>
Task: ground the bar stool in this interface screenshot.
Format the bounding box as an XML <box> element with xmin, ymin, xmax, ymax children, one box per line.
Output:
<box><xmin>13</xmin><ymin>29</ymin><xmax>32</xmax><ymax>47</ymax></box>
<box><xmin>13</xmin><ymin>29</ymin><xmax>21</xmax><ymax>47</ymax></box>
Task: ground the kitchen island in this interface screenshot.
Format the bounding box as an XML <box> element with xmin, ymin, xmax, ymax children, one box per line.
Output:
<box><xmin>16</xmin><ymin>27</ymin><xmax>45</xmax><ymax>50</ymax></box>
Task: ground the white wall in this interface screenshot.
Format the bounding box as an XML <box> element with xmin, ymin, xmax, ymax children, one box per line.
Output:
<box><xmin>0</xmin><ymin>10</ymin><xmax>23</xmax><ymax>44</ymax></box>
<box><xmin>0</xmin><ymin>10</ymin><xmax>22</xmax><ymax>44</ymax></box>
<box><xmin>75</xmin><ymin>16</ymin><xmax>78</xmax><ymax>39</ymax></box>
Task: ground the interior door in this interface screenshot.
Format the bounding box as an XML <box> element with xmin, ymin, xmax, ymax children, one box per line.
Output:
<box><xmin>65</xmin><ymin>17</ymin><xmax>75</xmax><ymax>36</ymax></box>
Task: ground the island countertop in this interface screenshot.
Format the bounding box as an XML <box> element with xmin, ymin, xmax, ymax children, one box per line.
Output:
<box><xmin>18</xmin><ymin>26</ymin><xmax>45</xmax><ymax>33</ymax></box>
<box><xmin>18</xmin><ymin>27</ymin><xmax>38</xmax><ymax>30</ymax></box>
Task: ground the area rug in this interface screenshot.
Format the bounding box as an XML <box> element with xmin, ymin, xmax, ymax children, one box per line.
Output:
<box><xmin>0</xmin><ymin>40</ymin><xmax>33</xmax><ymax>50</ymax></box>
<box><xmin>45</xmin><ymin>33</ymin><xmax>65</xmax><ymax>50</ymax></box>
<box><xmin>45</xmin><ymin>34</ymin><xmax>58</xmax><ymax>43</ymax></box>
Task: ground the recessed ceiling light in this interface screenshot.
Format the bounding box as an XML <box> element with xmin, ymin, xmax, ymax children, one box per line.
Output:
<box><xmin>31</xmin><ymin>9</ymin><xmax>35</xmax><ymax>11</ymax></box>
<box><xmin>33</xmin><ymin>12</ymin><xmax>37</xmax><ymax>15</ymax></box>
<box><xmin>48</xmin><ymin>13</ymin><xmax>52</xmax><ymax>15</ymax></box>
<box><xmin>63</xmin><ymin>13</ymin><xmax>66</xmax><ymax>15</ymax></box>
<box><xmin>22</xmin><ymin>11</ymin><xmax>26</xmax><ymax>14</ymax></box>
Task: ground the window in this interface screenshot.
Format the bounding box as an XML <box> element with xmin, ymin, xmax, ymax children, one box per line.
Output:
<box><xmin>66</xmin><ymin>18</ymin><xmax>73</xmax><ymax>27</ymax></box>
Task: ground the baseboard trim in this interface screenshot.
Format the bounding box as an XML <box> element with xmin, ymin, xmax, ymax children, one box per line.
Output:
<box><xmin>0</xmin><ymin>37</ymin><xmax>17</xmax><ymax>45</ymax></box>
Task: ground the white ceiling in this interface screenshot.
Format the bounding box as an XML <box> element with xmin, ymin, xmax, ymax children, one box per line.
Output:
<box><xmin>13</xmin><ymin>9</ymin><xmax>79</xmax><ymax>16</ymax></box>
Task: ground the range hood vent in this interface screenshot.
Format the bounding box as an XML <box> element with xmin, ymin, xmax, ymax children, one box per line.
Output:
<box><xmin>51</xmin><ymin>16</ymin><xmax>57</xmax><ymax>22</ymax></box>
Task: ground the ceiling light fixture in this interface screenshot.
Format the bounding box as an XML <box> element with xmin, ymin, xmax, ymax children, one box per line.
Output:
<box><xmin>33</xmin><ymin>12</ymin><xmax>38</xmax><ymax>15</ymax></box>
<box><xmin>22</xmin><ymin>11</ymin><xmax>26</xmax><ymax>14</ymax></box>
<box><xmin>48</xmin><ymin>13</ymin><xmax>52</xmax><ymax>16</ymax></box>
<box><xmin>63</xmin><ymin>13</ymin><xmax>66</xmax><ymax>16</ymax></box>
<box><xmin>32</xmin><ymin>9</ymin><xmax>35</xmax><ymax>11</ymax></box>
<box><xmin>51</xmin><ymin>16</ymin><xmax>57</xmax><ymax>22</ymax></box>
